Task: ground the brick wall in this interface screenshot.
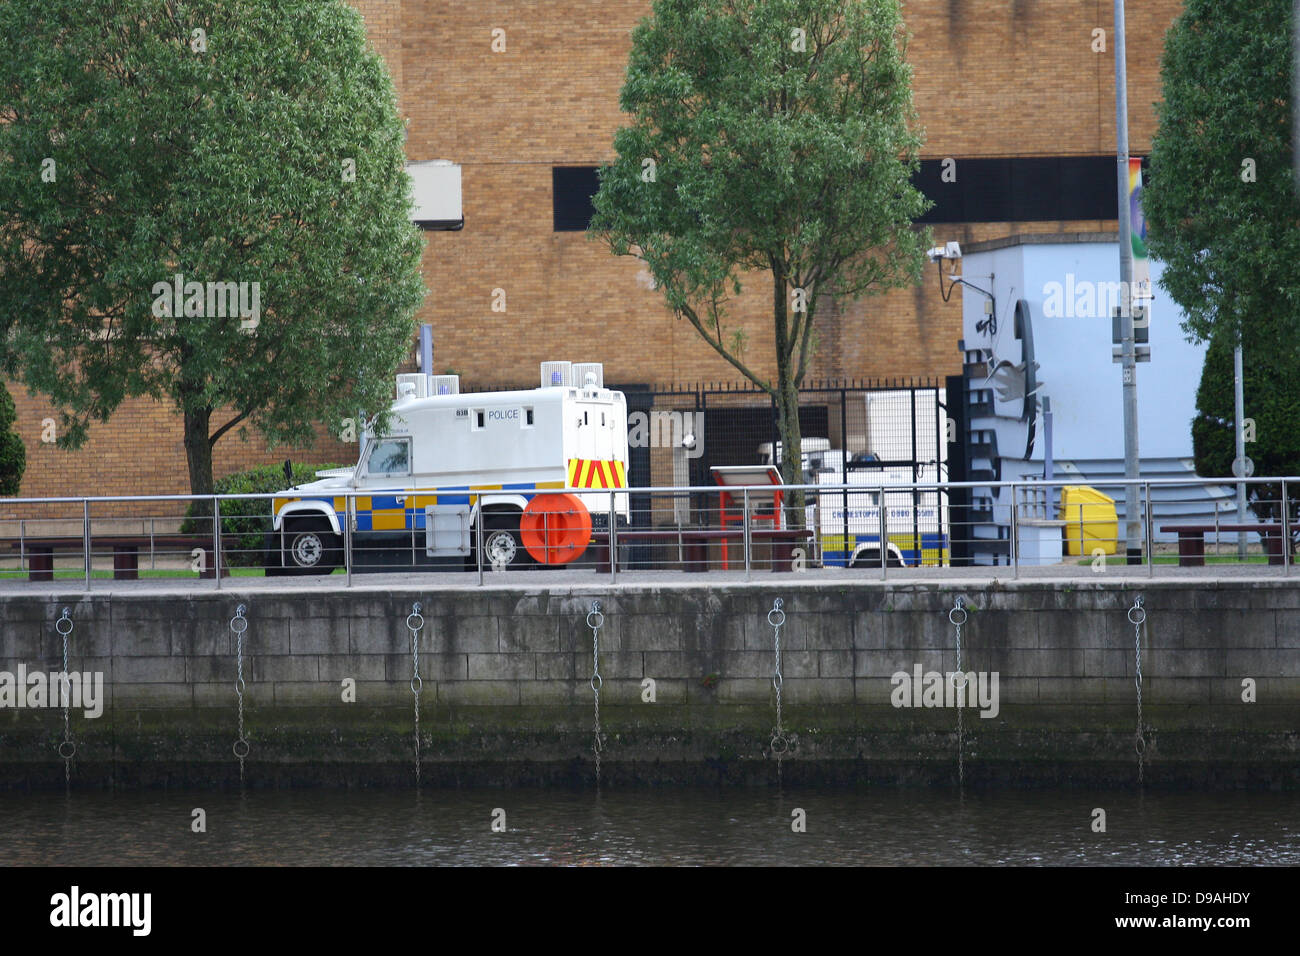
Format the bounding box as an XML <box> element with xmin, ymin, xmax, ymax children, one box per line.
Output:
<box><xmin>1</xmin><ymin>382</ymin><xmax>356</xmax><ymax>517</ymax></box>
<box><xmin>3</xmin><ymin>0</ymin><xmax>1185</xmax><ymax>499</ymax></box>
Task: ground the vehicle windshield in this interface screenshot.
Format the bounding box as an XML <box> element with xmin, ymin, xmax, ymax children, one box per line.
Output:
<box><xmin>365</xmin><ymin>437</ymin><xmax>410</xmax><ymax>477</ymax></box>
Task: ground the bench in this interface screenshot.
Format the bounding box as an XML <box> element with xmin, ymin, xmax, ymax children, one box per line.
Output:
<box><xmin>2</xmin><ymin>535</ymin><xmax>240</xmax><ymax>581</ymax></box>
<box><xmin>591</xmin><ymin>528</ymin><xmax>814</xmax><ymax>573</ymax></box>
<box><xmin>1158</xmin><ymin>523</ymin><xmax>1291</xmax><ymax>567</ymax></box>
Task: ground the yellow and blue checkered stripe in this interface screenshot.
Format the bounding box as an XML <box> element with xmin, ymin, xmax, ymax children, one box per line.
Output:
<box><xmin>820</xmin><ymin>532</ymin><xmax>950</xmax><ymax>568</ymax></box>
<box><xmin>275</xmin><ymin>480</ymin><xmax>567</xmax><ymax>532</ymax></box>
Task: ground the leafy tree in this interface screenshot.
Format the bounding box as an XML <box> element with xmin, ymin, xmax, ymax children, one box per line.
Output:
<box><xmin>1191</xmin><ymin>324</ymin><xmax>1300</xmax><ymax>526</ymax></box>
<box><xmin>0</xmin><ymin>0</ymin><xmax>425</xmax><ymax>498</ymax></box>
<box><xmin>0</xmin><ymin>383</ymin><xmax>25</xmax><ymax>496</ymax></box>
<box><xmin>590</xmin><ymin>0</ymin><xmax>930</xmax><ymax>518</ymax></box>
<box><xmin>1144</xmin><ymin>0</ymin><xmax>1300</xmax><ymax>514</ymax></box>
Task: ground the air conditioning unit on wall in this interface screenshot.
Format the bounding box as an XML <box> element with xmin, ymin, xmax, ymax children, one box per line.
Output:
<box><xmin>406</xmin><ymin>160</ymin><xmax>464</xmax><ymax>230</ymax></box>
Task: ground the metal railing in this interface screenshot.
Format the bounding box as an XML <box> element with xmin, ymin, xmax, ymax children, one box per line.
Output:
<box><xmin>0</xmin><ymin>475</ymin><xmax>1295</xmax><ymax>588</ymax></box>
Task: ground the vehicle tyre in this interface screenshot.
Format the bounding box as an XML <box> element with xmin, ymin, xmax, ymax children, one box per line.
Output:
<box><xmin>263</xmin><ymin>531</ymin><xmax>287</xmax><ymax>576</ymax></box>
<box><xmin>480</xmin><ymin>513</ymin><xmax>535</xmax><ymax>570</ymax></box>
<box><xmin>851</xmin><ymin>550</ymin><xmax>905</xmax><ymax>570</ymax></box>
<box><xmin>283</xmin><ymin>517</ymin><xmax>342</xmax><ymax>575</ymax></box>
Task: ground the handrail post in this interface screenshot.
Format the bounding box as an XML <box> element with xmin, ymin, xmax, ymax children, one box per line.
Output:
<box><xmin>879</xmin><ymin>486</ymin><xmax>887</xmax><ymax>581</ymax></box>
<box><xmin>1145</xmin><ymin>481</ymin><xmax>1154</xmax><ymax>577</ymax></box>
<box><xmin>609</xmin><ymin>489</ymin><xmax>617</xmax><ymax>584</ymax></box>
<box><xmin>345</xmin><ymin>492</ymin><xmax>353</xmax><ymax>587</ymax></box>
<box><xmin>213</xmin><ymin>495</ymin><xmax>221</xmax><ymax>590</ymax></box>
<box><xmin>743</xmin><ymin>487</ymin><xmax>751</xmax><ymax>581</ymax></box>
<box><xmin>1010</xmin><ymin>482</ymin><xmax>1019</xmax><ymax>578</ymax></box>
<box><xmin>83</xmin><ymin>499</ymin><xmax>91</xmax><ymax>591</ymax></box>
<box><xmin>1283</xmin><ymin>479</ymin><xmax>1291</xmax><ymax>576</ymax></box>
<box><xmin>475</xmin><ymin>500</ymin><xmax>484</xmax><ymax>586</ymax></box>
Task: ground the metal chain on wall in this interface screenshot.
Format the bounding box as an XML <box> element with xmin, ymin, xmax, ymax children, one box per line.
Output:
<box><xmin>587</xmin><ymin>602</ymin><xmax>606</xmax><ymax>785</ymax></box>
<box><xmin>1128</xmin><ymin>595</ymin><xmax>1147</xmax><ymax>786</ymax></box>
<box><xmin>407</xmin><ymin>603</ymin><xmax>425</xmax><ymax>787</ymax></box>
<box><xmin>230</xmin><ymin>605</ymin><xmax>250</xmax><ymax>784</ymax></box>
<box><xmin>949</xmin><ymin>597</ymin><xmax>969</xmax><ymax>788</ymax></box>
<box><xmin>768</xmin><ymin>599</ymin><xmax>789</xmax><ymax>782</ymax></box>
<box><xmin>55</xmin><ymin>609</ymin><xmax>76</xmax><ymax>787</ymax></box>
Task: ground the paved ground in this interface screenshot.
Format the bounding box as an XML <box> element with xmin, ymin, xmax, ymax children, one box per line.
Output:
<box><xmin>1</xmin><ymin>559</ymin><xmax>1296</xmax><ymax>597</ymax></box>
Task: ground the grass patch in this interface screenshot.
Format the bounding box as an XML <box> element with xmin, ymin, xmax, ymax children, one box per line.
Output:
<box><xmin>1074</xmin><ymin>554</ymin><xmax>1273</xmax><ymax>566</ymax></box>
<box><xmin>0</xmin><ymin>567</ymin><xmax>346</xmax><ymax>580</ymax></box>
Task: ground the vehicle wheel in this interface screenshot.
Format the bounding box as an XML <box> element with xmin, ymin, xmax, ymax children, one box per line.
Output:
<box><xmin>851</xmin><ymin>550</ymin><xmax>905</xmax><ymax>570</ymax></box>
<box><xmin>263</xmin><ymin>531</ymin><xmax>287</xmax><ymax>576</ymax></box>
<box><xmin>481</xmin><ymin>514</ymin><xmax>535</xmax><ymax>570</ymax></box>
<box><xmin>283</xmin><ymin>518</ymin><xmax>342</xmax><ymax>575</ymax></box>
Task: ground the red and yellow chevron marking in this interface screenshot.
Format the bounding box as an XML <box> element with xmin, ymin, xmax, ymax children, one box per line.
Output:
<box><xmin>567</xmin><ymin>458</ymin><xmax>627</xmax><ymax>489</ymax></box>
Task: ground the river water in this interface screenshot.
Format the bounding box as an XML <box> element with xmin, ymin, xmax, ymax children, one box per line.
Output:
<box><xmin>3</xmin><ymin>788</ymin><xmax>1297</xmax><ymax>866</ymax></box>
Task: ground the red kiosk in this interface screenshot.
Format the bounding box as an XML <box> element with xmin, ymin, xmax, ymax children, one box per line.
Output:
<box><xmin>710</xmin><ymin>465</ymin><xmax>785</xmax><ymax>570</ymax></box>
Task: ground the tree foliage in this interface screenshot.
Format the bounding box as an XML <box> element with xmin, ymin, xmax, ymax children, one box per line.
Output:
<box><xmin>1144</xmin><ymin>0</ymin><xmax>1300</xmax><ymax>344</ymax></box>
<box><xmin>1192</xmin><ymin>323</ymin><xmax>1300</xmax><ymax>521</ymax></box>
<box><xmin>590</xmin><ymin>0</ymin><xmax>930</xmax><ymax>508</ymax></box>
<box><xmin>0</xmin><ymin>383</ymin><xmax>25</xmax><ymax>496</ymax></box>
<box><xmin>0</xmin><ymin>0</ymin><xmax>426</xmax><ymax>495</ymax></box>
<box><xmin>1144</xmin><ymin>0</ymin><xmax>1300</xmax><ymax>512</ymax></box>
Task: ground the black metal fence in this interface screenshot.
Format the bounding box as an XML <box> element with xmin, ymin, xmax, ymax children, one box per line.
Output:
<box><xmin>616</xmin><ymin>379</ymin><xmax>947</xmax><ymax>565</ymax></box>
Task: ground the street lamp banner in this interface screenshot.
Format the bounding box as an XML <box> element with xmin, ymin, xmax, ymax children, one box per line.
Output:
<box><xmin>1129</xmin><ymin>157</ymin><xmax>1152</xmax><ymax>303</ymax></box>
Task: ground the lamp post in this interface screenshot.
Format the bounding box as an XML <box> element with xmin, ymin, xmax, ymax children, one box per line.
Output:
<box><xmin>1114</xmin><ymin>0</ymin><xmax>1142</xmax><ymax>564</ymax></box>
<box><xmin>1234</xmin><ymin>329</ymin><xmax>1248</xmax><ymax>558</ymax></box>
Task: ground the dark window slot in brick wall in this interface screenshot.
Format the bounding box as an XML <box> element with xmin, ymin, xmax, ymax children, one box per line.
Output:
<box><xmin>552</xmin><ymin>156</ymin><xmax>1150</xmax><ymax>230</ymax></box>
<box><xmin>553</xmin><ymin>166</ymin><xmax>601</xmax><ymax>231</ymax></box>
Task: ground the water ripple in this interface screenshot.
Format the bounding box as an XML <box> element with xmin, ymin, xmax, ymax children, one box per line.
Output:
<box><xmin>2</xmin><ymin>789</ymin><xmax>1297</xmax><ymax>866</ymax></box>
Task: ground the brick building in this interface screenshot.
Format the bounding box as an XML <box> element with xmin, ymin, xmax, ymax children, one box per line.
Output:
<box><xmin>3</xmin><ymin>0</ymin><xmax>1184</xmax><ymax>501</ymax></box>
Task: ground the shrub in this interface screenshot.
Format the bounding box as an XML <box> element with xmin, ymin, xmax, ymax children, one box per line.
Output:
<box><xmin>181</xmin><ymin>461</ymin><xmax>348</xmax><ymax>566</ymax></box>
<box><xmin>1192</xmin><ymin>325</ymin><xmax>1300</xmax><ymax>526</ymax></box>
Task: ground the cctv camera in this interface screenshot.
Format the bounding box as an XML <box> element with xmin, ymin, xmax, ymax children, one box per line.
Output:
<box><xmin>944</xmin><ymin>241</ymin><xmax>962</xmax><ymax>260</ymax></box>
<box><xmin>927</xmin><ymin>246</ymin><xmax>946</xmax><ymax>262</ymax></box>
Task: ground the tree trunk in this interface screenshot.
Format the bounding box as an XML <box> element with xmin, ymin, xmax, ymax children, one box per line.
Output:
<box><xmin>772</xmin><ymin>262</ymin><xmax>805</xmax><ymax>527</ymax></box>
<box><xmin>775</xmin><ymin>369</ymin><xmax>805</xmax><ymax>528</ymax></box>
<box><xmin>183</xmin><ymin>405</ymin><xmax>215</xmax><ymax>517</ymax></box>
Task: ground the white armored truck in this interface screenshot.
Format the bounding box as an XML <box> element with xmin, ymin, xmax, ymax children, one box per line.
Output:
<box><xmin>267</xmin><ymin>362</ymin><xmax>629</xmax><ymax>574</ymax></box>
